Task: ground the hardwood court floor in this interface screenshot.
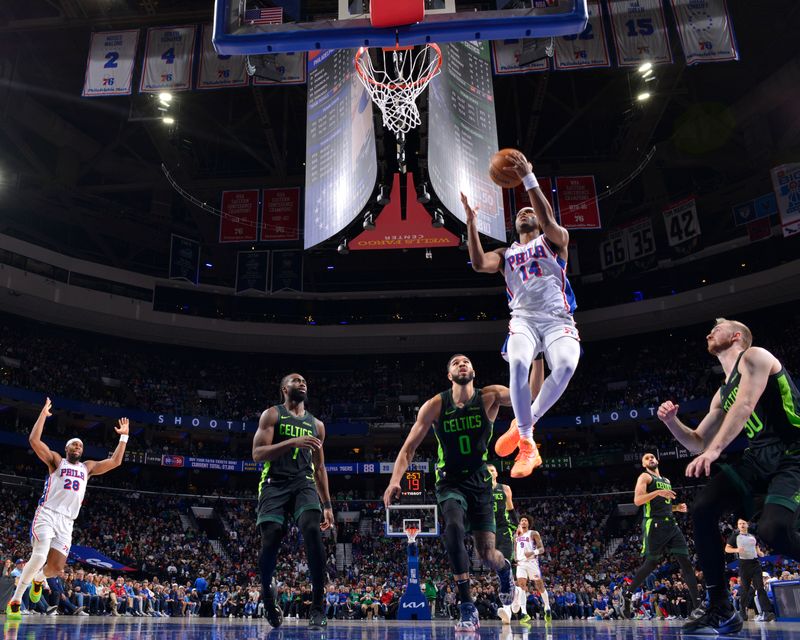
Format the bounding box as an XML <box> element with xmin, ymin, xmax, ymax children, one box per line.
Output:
<box><xmin>3</xmin><ymin>616</ymin><xmax>797</xmax><ymax>640</ymax></box>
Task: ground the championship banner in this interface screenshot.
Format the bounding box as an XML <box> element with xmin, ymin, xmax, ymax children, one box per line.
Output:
<box><xmin>168</xmin><ymin>234</ymin><xmax>200</xmax><ymax>284</ymax></box>
<box><xmin>662</xmin><ymin>197</ymin><xmax>701</xmax><ymax>246</ymax></box>
<box><xmin>669</xmin><ymin>0</ymin><xmax>739</xmax><ymax>65</ymax></box>
<box><xmin>771</xmin><ymin>163</ymin><xmax>800</xmax><ymax>238</ymax></box>
<box><xmin>82</xmin><ymin>30</ymin><xmax>139</xmax><ymax>97</ymax></box>
<box><xmin>197</xmin><ymin>24</ymin><xmax>248</xmax><ymax>90</ymax></box>
<box><xmin>270</xmin><ymin>250</ymin><xmax>303</xmax><ymax>292</ymax></box>
<box><xmin>69</xmin><ymin>546</ymin><xmax>134</xmax><ymax>572</ymax></box>
<box><xmin>555</xmin><ymin>176</ymin><xmax>601</xmax><ymax>229</ymax></box>
<box><xmin>261</xmin><ymin>188</ymin><xmax>300</xmax><ymax>241</ymax></box>
<box><xmin>252</xmin><ymin>53</ymin><xmax>308</xmax><ymax>85</ymax></box>
<box><xmin>235</xmin><ymin>251</ymin><xmax>269</xmax><ymax>294</ymax></box>
<box><xmin>491</xmin><ymin>39</ymin><xmax>550</xmax><ymax>75</ymax></box>
<box><xmin>607</xmin><ymin>0</ymin><xmax>672</xmax><ymax>67</ymax></box>
<box><xmin>506</xmin><ymin>178</ymin><xmax>555</xmax><ymax>229</ymax></box>
<box><xmin>554</xmin><ymin>0</ymin><xmax>611</xmax><ymax>71</ymax></box>
<box><xmin>140</xmin><ymin>26</ymin><xmax>197</xmax><ymax>93</ymax></box>
<box><xmin>219</xmin><ymin>189</ymin><xmax>259</xmax><ymax>243</ymax></box>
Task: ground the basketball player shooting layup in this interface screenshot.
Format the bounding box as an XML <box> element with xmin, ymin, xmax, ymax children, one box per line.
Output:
<box><xmin>383</xmin><ymin>355</ymin><xmax>516</xmax><ymax>631</ymax></box>
<box><xmin>6</xmin><ymin>398</ymin><xmax>129</xmax><ymax>620</ymax></box>
<box><xmin>462</xmin><ymin>149</ymin><xmax>580</xmax><ymax>478</ymax></box>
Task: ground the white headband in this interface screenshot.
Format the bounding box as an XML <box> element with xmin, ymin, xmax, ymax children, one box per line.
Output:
<box><xmin>65</xmin><ymin>438</ymin><xmax>83</xmax><ymax>450</ymax></box>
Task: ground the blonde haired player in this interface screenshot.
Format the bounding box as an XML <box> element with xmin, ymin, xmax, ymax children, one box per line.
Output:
<box><xmin>462</xmin><ymin>148</ymin><xmax>580</xmax><ymax>478</ymax></box>
<box><xmin>5</xmin><ymin>398</ymin><xmax>129</xmax><ymax>620</ymax></box>
<box><xmin>512</xmin><ymin>515</ymin><xmax>551</xmax><ymax>623</ymax></box>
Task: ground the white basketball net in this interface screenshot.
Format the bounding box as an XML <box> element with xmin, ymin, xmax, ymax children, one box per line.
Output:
<box><xmin>355</xmin><ymin>44</ymin><xmax>442</xmax><ymax>136</ymax></box>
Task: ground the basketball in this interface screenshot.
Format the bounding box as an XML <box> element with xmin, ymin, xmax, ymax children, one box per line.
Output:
<box><xmin>489</xmin><ymin>148</ymin><xmax>522</xmax><ymax>189</ymax></box>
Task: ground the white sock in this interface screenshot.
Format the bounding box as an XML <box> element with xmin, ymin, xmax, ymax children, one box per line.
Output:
<box><xmin>541</xmin><ymin>588</ymin><xmax>550</xmax><ymax>610</ymax></box>
<box><xmin>519</xmin><ymin>588</ymin><xmax>528</xmax><ymax>616</ymax></box>
<box><xmin>530</xmin><ymin>337</ymin><xmax>580</xmax><ymax>423</ymax></box>
<box><xmin>507</xmin><ymin>334</ymin><xmax>535</xmax><ymax>438</ymax></box>
<box><xmin>33</xmin><ymin>569</ymin><xmax>46</xmax><ymax>583</ymax></box>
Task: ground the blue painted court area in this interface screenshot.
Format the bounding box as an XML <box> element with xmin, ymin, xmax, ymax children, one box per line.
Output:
<box><xmin>3</xmin><ymin>618</ymin><xmax>798</xmax><ymax>640</ymax></box>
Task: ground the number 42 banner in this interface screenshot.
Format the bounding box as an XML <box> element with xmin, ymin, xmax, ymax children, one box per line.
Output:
<box><xmin>140</xmin><ymin>26</ymin><xmax>197</xmax><ymax>93</ymax></box>
<box><xmin>82</xmin><ymin>30</ymin><xmax>140</xmax><ymax>97</ymax></box>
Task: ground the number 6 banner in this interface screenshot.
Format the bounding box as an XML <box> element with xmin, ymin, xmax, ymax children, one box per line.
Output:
<box><xmin>82</xmin><ymin>30</ymin><xmax>139</xmax><ymax>97</ymax></box>
<box><xmin>607</xmin><ymin>0</ymin><xmax>672</xmax><ymax>67</ymax></box>
<box><xmin>140</xmin><ymin>26</ymin><xmax>197</xmax><ymax>93</ymax></box>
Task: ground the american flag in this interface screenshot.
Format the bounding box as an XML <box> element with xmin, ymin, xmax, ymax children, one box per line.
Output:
<box><xmin>243</xmin><ymin>6</ymin><xmax>283</xmax><ymax>25</ymax></box>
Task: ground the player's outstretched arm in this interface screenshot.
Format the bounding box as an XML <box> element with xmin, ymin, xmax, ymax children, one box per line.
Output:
<box><xmin>658</xmin><ymin>397</ymin><xmax>723</xmax><ymax>455</ymax></box>
<box><xmin>29</xmin><ymin>397</ymin><xmax>60</xmax><ymax>472</ymax></box>
<box><xmin>312</xmin><ymin>419</ymin><xmax>334</xmax><ymax>531</ymax></box>
<box><xmin>461</xmin><ymin>192</ymin><xmax>504</xmax><ymax>273</ymax></box>
<box><xmin>632</xmin><ymin>472</ymin><xmax>675</xmax><ymax>506</ymax></box>
<box><xmin>686</xmin><ymin>348</ymin><xmax>775</xmax><ymax>478</ymax></box>
<box><xmin>506</xmin><ymin>151</ymin><xmax>569</xmax><ymax>250</ymax></box>
<box><xmin>86</xmin><ymin>418</ymin><xmax>129</xmax><ymax>477</ymax></box>
<box><xmin>382</xmin><ymin>397</ymin><xmax>438</xmax><ymax>507</ymax></box>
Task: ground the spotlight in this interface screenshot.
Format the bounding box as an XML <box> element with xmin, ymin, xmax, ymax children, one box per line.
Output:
<box><xmin>163</xmin><ymin>116</ymin><xmax>175</xmax><ymax>125</ymax></box>
<box><xmin>337</xmin><ymin>238</ymin><xmax>349</xmax><ymax>255</ymax></box>
<box><xmin>636</xmin><ymin>92</ymin><xmax>651</xmax><ymax>102</ymax></box>
<box><xmin>376</xmin><ymin>184</ymin><xmax>391</xmax><ymax>206</ymax></box>
<box><xmin>362</xmin><ymin>213</ymin><xmax>375</xmax><ymax>230</ymax></box>
<box><xmin>431</xmin><ymin>210</ymin><xmax>445</xmax><ymax>228</ymax></box>
<box><xmin>637</xmin><ymin>62</ymin><xmax>653</xmax><ymax>74</ymax></box>
<box><xmin>158</xmin><ymin>91</ymin><xmax>173</xmax><ymax>104</ymax></box>
<box><xmin>416</xmin><ymin>182</ymin><xmax>431</xmax><ymax>204</ymax></box>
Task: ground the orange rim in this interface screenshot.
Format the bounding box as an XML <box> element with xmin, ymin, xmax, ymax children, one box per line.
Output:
<box><xmin>354</xmin><ymin>43</ymin><xmax>442</xmax><ymax>92</ymax></box>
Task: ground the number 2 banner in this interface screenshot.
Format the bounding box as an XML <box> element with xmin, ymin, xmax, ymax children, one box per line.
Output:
<box><xmin>669</xmin><ymin>0</ymin><xmax>739</xmax><ymax>65</ymax></box>
<box><xmin>82</xmin><ymin>30</ymin><xmax>139</xmax><ymax>97</ymax></box>
<box><xmin>607</xmin><ymin>0</ymin><xmax>672</xmax><ymax>67</ymax></box>
<box><xmin>554</xmin><ymin>0</ymin><xmax>610</xmax><ymax>71</ymax></box>
<box><xmin>140</xmin><ymin>26</ymin><xmax>197</xmax><ymax>93</ymax></box>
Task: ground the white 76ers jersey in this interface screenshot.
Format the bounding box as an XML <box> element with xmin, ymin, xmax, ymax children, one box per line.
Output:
<box><xmin>38</xmin><ymin>459</ymin><xmax>88</xmax><ymax>520</ymax></box>
<box><xmin>516</xmin><ymin>532</ymin><xmax>536</xmax><ymax>563</ymax></box>
<box><xmin>503</xmin><ymin>235</ymin><xmax>576</xmax><ymax>318</ymax></box>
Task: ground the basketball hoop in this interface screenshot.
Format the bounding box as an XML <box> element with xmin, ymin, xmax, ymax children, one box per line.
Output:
<box><xmin>405</xmin><ymin>526</ymin><xmax>420</xmax><ymax>545</ymax></box>
<box><xmin>354</xmin><ymin>44</ymin><xmax>442</xmax><ymax>137</ymax></box>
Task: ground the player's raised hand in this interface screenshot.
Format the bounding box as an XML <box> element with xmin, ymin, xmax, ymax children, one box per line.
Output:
<box><xmin>673</xmin><ymin>503</ymin><xmax>688</xmax><ymax>513</ymax></box>
<box><xmin>657</xmin><ymin>401</ymin><xmax>679</xmax><ymax>425</ymax></box>
<box><xmin>41</xmin><ymin>397</ymin><xmax>53</xmax><ymax>418</ymax></box>
<box><xmin>294</xmin><ymin>435</ymin><xmax>322</xmax><ymax>451</ymax></box>
<box><xmin>115</xmin><ymin>417</ymin><xmax>130</xmax><ymax>436</ymax></box>
<box><xmin>460</xmin><ymin>192</ymin><xmax>478</xmax><ymax>223</ymax></box>
<box><xmin>506</xmin><ymin>150</ymin><xmax>533</xmax><ymax>180</ymax></box>
<box><xmin>383</xmin><ymin>482</ymin><xmax>401</xmax><ymax>508</ymax></box>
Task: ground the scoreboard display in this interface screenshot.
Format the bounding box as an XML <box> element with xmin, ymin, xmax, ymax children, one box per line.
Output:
<box><xmin>401</xmin><ymin>470</ymin><xmax>426</xmax><ymax>502</ymax></box>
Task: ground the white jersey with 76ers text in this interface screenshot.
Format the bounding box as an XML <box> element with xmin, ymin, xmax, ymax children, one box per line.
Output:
<box><xmin>503</xmin><ymin>235</ymin><xmax>576</xmax><ymax>318</ymax></box>
<box><xmin>37</xmin><ymin>458</ymin><xmax>88</xmax><ymax>520</ymax></box>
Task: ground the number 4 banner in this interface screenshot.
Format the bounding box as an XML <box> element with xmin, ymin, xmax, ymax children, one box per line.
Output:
<box><xmin>663</xmin><ymin>197</ymin><xmax>701</xmax><ymax>246</ymax></box>
<box><xmin>140</xmin><ymin>26</ymin><xmax>197</xmax><ymax>93</ymax></box>
<box><xmin>82</xmin><ymin>30</ymin><xmax>139</xmax><ymax>97</ymax></box>
<box><xmin>607</xmin><ymin>0</ymin><xmax>672</xmax><ymax>67</ymax></box>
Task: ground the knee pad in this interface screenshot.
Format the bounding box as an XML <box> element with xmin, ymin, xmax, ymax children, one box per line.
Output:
<box><xmin>259</xmin><ymin>522</ymin><xmax>283</xmax><ymax>552</ymax></box>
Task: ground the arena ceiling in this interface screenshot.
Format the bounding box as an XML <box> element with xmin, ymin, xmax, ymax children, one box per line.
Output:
<box><xmin>0</xmin><ymin>1</ymin><xmax>798</xmax><ymax>289</ymax></box>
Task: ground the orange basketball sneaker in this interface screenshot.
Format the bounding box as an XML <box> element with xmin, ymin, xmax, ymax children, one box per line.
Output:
<box><xmin>510</xmin><ymin>437</ymin><xmax>542</xmax><ymax>478</ymax></box>
<box><xmin>494</xmin><ymin>419</ymin><xmax>521</xmax><ymax>457</ymax></box>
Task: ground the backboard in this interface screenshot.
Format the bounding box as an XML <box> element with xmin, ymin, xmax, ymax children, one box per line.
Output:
<box><xmin>385</xmin><ymin>504</ymin><xmax>439</xmax><ymax>538</ymax></box>
<box><xmin>213</xmin><ymin>0</ymin><xmax>589</xmax><ymax>55</ymax></box>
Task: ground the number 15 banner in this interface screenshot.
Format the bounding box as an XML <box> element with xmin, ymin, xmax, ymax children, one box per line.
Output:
<box><xmin>607</xmin><ymin>0</ymin><xmax>672</xmax><ymax>67</ymax></box>
<box><xmin>140</xmin><ymin>26</ymin><xmax>197</xmax><ymax>93</ymax></box>
<box><xmin>82</xmin><ymin>30</ymin><xmax>139</xmax><ymax>97</ymax></box>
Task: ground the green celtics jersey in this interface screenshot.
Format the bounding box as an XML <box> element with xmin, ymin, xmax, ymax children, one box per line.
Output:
<box><xmin>492</xmin><ymin>483</ymin><xmax>513</xmax><ymax>529</ymax></box>
<box><xmin>258</xmin><ymin>405</ymin><xmax>317</xmax><ymax>495</ymax></box>
<box><xmin>719</xmin><ymin>350</ymin><xmax>800</xmax><ymax>447</ymax></box>
<box><xmin>432</xmin><ymin>388</ymin><xmax>493</xmax><ymax>482</ymax></box>
<box><xmin>643</xmin><ymin>471</ymin><xmax>673</xmax><ymax>520</ymax></box>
